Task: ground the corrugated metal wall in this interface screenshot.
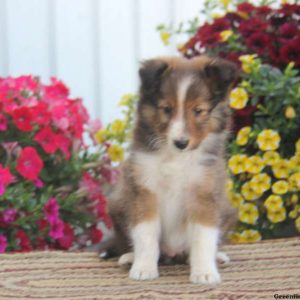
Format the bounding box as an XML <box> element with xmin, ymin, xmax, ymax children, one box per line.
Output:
<box><xmin>0</xmin><ymin>0</ymin><xmax>204</xmax><ymax>123</ymax></box>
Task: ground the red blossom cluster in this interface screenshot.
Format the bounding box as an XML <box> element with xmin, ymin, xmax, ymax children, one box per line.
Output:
<box><xmin>182</xmin><ymin>2</ymin><xmax>300</xmax><ymax>69</ymax></box>
<box><xmin>0</xmin><ymin>76</ymin><xmax>113</xmax><ymax>252</ymax></box>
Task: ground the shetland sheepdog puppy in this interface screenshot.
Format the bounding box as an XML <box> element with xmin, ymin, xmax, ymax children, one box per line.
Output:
<box><xmin>104</xmin><ymin>55</ymin><xmax>237</xmax><ymax>284</ymax></box>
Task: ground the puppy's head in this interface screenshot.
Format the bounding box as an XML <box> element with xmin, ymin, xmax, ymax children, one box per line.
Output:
<box><xmin>134</xmin><ymin>56</ymin><xmax>237</xmax><ymax>152</ymax></box>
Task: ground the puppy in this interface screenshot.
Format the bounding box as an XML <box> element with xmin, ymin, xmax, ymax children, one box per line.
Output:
<box><xmin>105</xmin><ymin>55</ymin><xmax>237</xmax><ymax>284</ymax></box>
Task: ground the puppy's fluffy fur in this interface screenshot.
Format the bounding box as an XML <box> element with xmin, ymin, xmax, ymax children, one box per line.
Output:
<box><xmin>105</xmin><ymin>55</ymin><xmax>237</xmax><ymax>284</ymax></box>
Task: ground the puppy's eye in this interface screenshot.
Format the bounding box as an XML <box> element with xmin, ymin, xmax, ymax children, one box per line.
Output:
<box><xmin>193</xmin><ymin>107</ymin><xmax>203</xmax><ymax>117</ymax></box>
<box><xmin>161</xmin><ymin>106</ymin><xmax>173</xmax><ymax>115</ymax></box>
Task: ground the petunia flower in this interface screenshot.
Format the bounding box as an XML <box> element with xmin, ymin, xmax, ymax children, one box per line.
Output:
<box><xmin>44</xmin><ymin>197</ymin><xmax>59</xmax><ymax>224</ymax></box>
<box><xmin>0</xmin><ymin>234</ymin><xmax>7</xmax><ymax>253</ymax></box>
<box><xmin>49</xmin><ymin>218</ymin><xmax>64</xmax><ymax>240</ymax></box>
<box><xmin>34</xmin><ymin>127</ymin><xmax>59</xmax><ymax>154</ymax></box>
<box><xmin>11</xmin><ymin>107</ymin><xmax>33</xmax><ymax>132</ymax></box>
<box><xmin>0</xmin><ymin>164</ymin><xmax>15</xmax><ymax>196</ymax></box>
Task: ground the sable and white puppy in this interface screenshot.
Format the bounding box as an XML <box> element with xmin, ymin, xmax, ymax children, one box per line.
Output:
<box><xmin>106</xmin><ymin>55</ymin><xmax>237</xmax><ymax>284</ymax></box>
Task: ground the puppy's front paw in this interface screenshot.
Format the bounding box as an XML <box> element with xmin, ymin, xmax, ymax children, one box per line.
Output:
<box><xmin>129</xmin><ymin>263</ymin><xmax>159</xmax><ymax>281</ymax></box>
<box><xmin>190</xmin><ymin>269</ymin><xmax>221</xmax><ymax>284</ymax></box>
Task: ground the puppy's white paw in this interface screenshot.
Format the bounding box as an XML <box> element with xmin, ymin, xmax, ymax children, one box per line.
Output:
<box><xmin>118</xmin><ymin>252</ymin><xmax>134</xmax><ymax>266</ymax></box>
<box><xmin>217</xmin><ymin>251</ymin><xmax>230</xmax><ymax>264</ymax></box>
<box><xmin>190</xmin><ymin>269</ymin><xmax>221</xmax><ymax>284</ymax></box>
<box><xmin>129</xmin><ymin>263</ymin><xmax>159</xmax><ymax>281</ymax></box>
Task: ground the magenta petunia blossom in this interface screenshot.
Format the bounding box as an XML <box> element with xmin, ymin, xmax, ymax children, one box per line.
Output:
<box><xmin>44</xmin><ymin>197</ymin><xmax>59</xmax><ymax>224</ymax></box>
<box><xmin>0</xmin><ymin>164</ymin><xmax>15</xmax><ymax>196</ymax></box>
<box><xmin>0</xmin><ymin>234</ymin><xmax>7</xmax><ymax>253</ymax></box>
<box><xmin>2</xmin><ymin>208</ymin><xmax>17</xmax><ymax>224</ymax></box>
<box><xmin>49</xmin><ymin>218</ymin><xmax>64</xmax><ymax>240</ymax></box>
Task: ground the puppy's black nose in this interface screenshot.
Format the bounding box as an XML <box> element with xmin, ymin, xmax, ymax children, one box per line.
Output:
<box><xmin>174</xmin><ymin>139</ymin><xmax>189</xmax><ymax>150</ymax></box>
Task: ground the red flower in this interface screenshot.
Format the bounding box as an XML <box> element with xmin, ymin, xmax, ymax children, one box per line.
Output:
<box><xmin>232</xmin><ymin>106</ymin><xmax>257</xmax><ymax>133</ymax></box>
<box><xmin>16</xmin><ymin>147</ymin><xmax>44</xmax><ymax>180</ymax></box>
<box><xmin>0</xmin><ymin>114</ymin><xmax>7</xmax><ymax>131</ymax></box>
<box><xmin>56</xmin><ymin>133</ymin><xmax>71</xmax><ymax>159</ymax></box>
<box><xmin>34</xmin><ymin>127</ymin><xmax>59</xmax><ymax>154</ymax></box>
<box><xmin>0</xmin><ymin>164</ymin><xmax>15</xmax><ymax>196</ymax></box>
<box><xmin>239</xmin><ymin>18</ymin><xmax>268</xmax><ymax>38</ymax></box>
<box><xmin>210</xmin><ymin>18</ymin><xmax>230</xmax><ymax>33</ymax></box>
<box><xmin>31</xmin><ymin>102</ymin><xmax>51</xmax><ymax>126</ymax></box>
<box><xmin>57</xmin><ymin>223</ymin><xmax>75</xmax><ymax>249</ymax></box>
<box><xmin>255</xmin><ymin>5</ymin><xmax>272</xmax><ymax>16</ymax></box>
<box><xmin>279</xmin><ymin>23</ymin><xmax>298</xmax><ymax>40</ymax></box>
<box><xmin>237</xmin><ymin>2</ymin><xmax>255</xmax><ymax>13</ymax></box>
<box><xmin>44</xmin><ymin>197</ymin><xmax>59</xmax><ymax>224</ymax></box>
<box><xmin>16</xmin><ymin>229</ymin><xmax>32</xmax><ymax>252</ymax></box>
<box><xmin>11</xmin><ymin>107</ymin><xmax>33</xmax><ymax>131</ymax></box>
<box><xmin>49</xmin><ymin>219</ymin><xmax>64</xmax><ymax>240</ymax></box>
<box><xmin>246</xmin><ymin>32</ymin><xmax>272</xmax><ymax>55</ymax></box>
<box><xmin>279</xmin><ymin>4</ymin><xmax>300</xmax><ymax>16</ymax></box>
<box><xmin>45</xmin><ymin>77</ymin><xmax>69</xmax><ymax>99</ymax></box>
<box><xmin>90</xmin><ymin>225</ymin><xmax>103</xmax><ymax>244</ymax></box>
<box><xmin>280</xmin><ymin>38</ymin><xmax>300</xmax><ymax>65</ymax></box>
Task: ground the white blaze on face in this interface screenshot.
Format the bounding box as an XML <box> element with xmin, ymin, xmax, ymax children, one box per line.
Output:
<box><xmin>168</xmin><ymin>76</ymin><xmax>194</xmax><ymax>144</ymax></box>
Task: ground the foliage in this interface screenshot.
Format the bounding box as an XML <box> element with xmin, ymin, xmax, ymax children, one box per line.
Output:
<box><xmin>0</xmin><ymin>76</ymin><xmax>116</xmax><ymax>252</ymax></box>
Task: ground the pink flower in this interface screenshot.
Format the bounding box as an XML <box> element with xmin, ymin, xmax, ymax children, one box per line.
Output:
<box><xmin>49</xmin><ymin>218</ymin><xmax>64</xmax><ymax>240</ymax></box>
<box><xmin>57</xmin><ymin>223</ymin><xmax>75</xmax><ymax>249</ymax></box>
<box><xmin>45</xmin><ymin>77</ymin><xmax>69</xmax><ymax>99</ymax></box>
<box><xmin>0</xmin><ymin>164</ymin><xmax>15</xmax><ymax>196</ymax></box>
<box><xmin>34</xmin><ymin>178</ymin><xmax>44</xmax><ymax>188</ymax></box>
<box><xmin>44</xmin><ymin>197</ymin><xmax>59</xmax><ymax>224</ymax></box>
<box><xmin>11</xmin><ymin>107</ymin><xmax>33</xmax><ymax>132</ymax></box>
<box><xmin>79</xmin><ymin>172</ymin><xmax>102</xmax><ymax>198</ymax></box>
<box><xmin>0</xmin><ymin>114</ymin><xmax>7</xmax><ymax>131</ymax></box>
<box><xmin>16</xmin><ymin>147</ymin><xmax>44</xmax><ymax>181</ymax></box>
<box><xmin>31</xmin><ymin>102</ymin><xmax>51</xmax><ymax>126</ymax></box>
<box><xmin>56</xmin><ymin>133</ymin><xmax>71</xmax><ymax>159</ymax></box>
<box><xmin>90</xmin><ymin>225</ymin><xmax>103</xmax><ymax>244</ymax></box>
<box><xmin>0</xmin><ymin>234</ymin><xmax>7</xmax><ymax>253</ymax></box>
<box><xmin>34</xmin><ymin>127</ymin><xmax>59</xmax><ymax>154</ymax></box>
<box><xmin>2</xmin><ymin>208</ymin><xmax>17</xmax><ymax>224</ymax></box>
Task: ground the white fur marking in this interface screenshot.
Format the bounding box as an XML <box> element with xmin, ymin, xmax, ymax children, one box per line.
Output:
<box><xmin>188</xmin><ymin>224</ymin><xmax>221</xmax><ymax>284</ymax></box>
<box><xmin>129</xmin><ymin>220</ymin><xmax>160</xmax><ymax>280</ymax></box>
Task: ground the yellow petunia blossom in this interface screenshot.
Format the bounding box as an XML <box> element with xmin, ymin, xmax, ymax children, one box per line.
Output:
<box><xmin>236</xmin><ymin>126</ymin><xmax>251</xmax><ymax>146</ymax></box>
<box><xmin>239</xmin><ymin>229</ymin><xmax>262</xmax><ymax>243</ymax></box>
<box><xmin>272</xmin><ymin>159</ymin><xmax>290</xmax><ymax>178</ymax></box>
<box><xmin>250</xmin><ymin>173</ymin><xmax>271</xmax><ymax>194</ymax></box>
<box><xmin>289</xmin><ymin>207</ymin><xmax>298</xmax><ymax>219</ymax></box>
<box><xmin>119</xmin><ymin>93</ymin><xmax>134</xmax><ymax>106</ymax></box>
<box><xmin>239</xmin><ymin>54</ymin><xmax>257</xmax><ymax>73</ymax></box>
<box><xmin>296</xmin><ymin>216</ymin><xmax>300</xmax><ymax>232</ymax></box>
<box><xmin>160</xmin><ymin>31</ymin><xmax>171</xmax><ymax>46</ymax></box>
<box><xmin>264</xmin><ymin>195</ymin><xmax>283</xmax><ymax>211</ymax></box>
<box><xmin>285</xmin><ymin>106</ymin><xmax>296</xmax><ymax>119</ymax></box>
<box><xmin>226</xmin><ymin>179</ymin><xmax>233</xmax><ymax>194</ymax></box>
<box><xmin>289</xmin><ymin>155</ymin><xmax>300</xmax><ymax>171</ymax></box>
<box><xmin>229</xmin><ymin>88</ymin><xmax>249</xmax><ymax>110</ymax></box>
<box><xmin>263</xmin><ymin>151</ymin><xmax>281</xmax><ymax>166</ymax></box>
<box><xmin>291</xmin><ymin>194</ymin><xmax>299</xmax><ymax>205</ymax></box>
<box><xmin>241</xmin><ymin>181</ymin><xmax>262</xmax><ymax>201</ymax></box>
<box><xmin>219</xmin><ymin>0</ymin><xmax>231</xmax><ymax>8</ymax></box>
<box><xmin>95</xmin><ymin>129</ymin><xmax>109</xmax><ymax>144</ymax></box>
<box><xmin>267</xmin><ymin>206</ymin><xmax>286</xmax><ymax>223</ymax></box>
<box><xmin>288</xmin><ymin>173</ymin><xmax>300</xmax><ymax>191</ymax></box>
<box><xmin>107</xmin><ymin>144</ymin><xmax>124</xmax><ymax>162</ymax></box>
<box><xmin>245</xmin><ymin>156</ymin><xmax>265</xmax><ymax>174</ymax></box>
<box><xmin>220</xmin><ymin>30</ymin><xmax>233</xmax><ymax>42</ymax></box>
<box><xmin>239</xmin><ymin>203</ymin><xmax>259</xmax><ymax>224</ymax></box>
<box><xmin>229</xmin><ymin>192</ymin><xmax>244</xmax><ymax>208</ymax></box>
<box><xmin>256</xmin><ymin>129</ymin><xmax>280</xmax><ymax>151</ymax></box>
<box><xmin>110</xmin><ymin>119</ymin><xmax>126</xmax><ymax>135</ymax></box>
<box><xmin>228</xmin><ymin>154</ymin><xmax>247</xmax><ymax>174</ymax></box>
<box><xmin>210</xmin><ymin>12</ymin><xmax>224</xmax><ymax>19</ymax></box>
<box><xmin>272</xmin><ymin>180</ymin><xmax>289</xmax><ymax>195</ymax></box>
<box><xmin>296</xmin><ymin>139</ymin><xmax>300</xmax><ymax>154</ymax></box>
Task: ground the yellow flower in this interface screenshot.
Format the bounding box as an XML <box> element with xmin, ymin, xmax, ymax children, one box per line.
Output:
<box><xmin>228</xmin><ymin>154</ymin><xmax>247</xmax><ymax>174</ymax></box>
<box><xmin>263</xmin><ymin>151</ymin><xmax>280</xmax><ymax>166</ymax></box>
<box><xmin>160</xmin><ymin>31</ymin><xmax>171</xmax><ymax>46</ymax></box>
<box><xmin>220</xmin><ymin>30</ymin><xmax>233</xmax><ymax>42</ymax></box>
<box><xmin>210</xmin><ymin>12</ymin><xmax>224</xmax><ymax>19</ymax></box>
<box><xmin>257</xmin><ymin>129</ymin><xmax>280</xmax><ymax>151</ymax></box>
<box><xmin>119</xmin><ymin>94</ymin><xmax>134</xmax><ymax>106</ymax></box>
<box><xmin>289</xmin><ymin>207</ymin><xmax>298</xmax><ymax>219</ymax></box>
<box><xmin>219</xmin><ymin>0</ymin><xmax>231</xmax><ymax>8</ymax></box>
<box><xmin>296</xmin><ymin>216</ymin><xmax>300</xmax><ymax>232</ymax></box>
<box><xmin>226</xmin><ymin>179</ymin><xmax>233</xmax><ymax>196</ymax></box>
<box><xmin>236</xmin><ymin>126</ymin><xmax>251</xmax><ymax>146</ymax></box>
<box><xmin>290</xmin><ymin>155</ymin><xmax>300</xmax><ymax>171</ymax></box>
<box><xmin>264</xmin><ymin>195</ymin><xmax>283</xmax><ymax>211</ymax></box>
<box><xmin>241</xmin><ymin>181</ymin><xmax>261</xmax><ymax>200</ymax></box>
<box><xmin>239</xmin><ymin>54</ymin><xmax>257</xmax><ymax>73</ymax></box>
<box><xmin>272</xmin><ymin>180</ymin><xmax>289</xmax><ymax>195</ymax></box>
<box><xmin>229</xmin><ymin>88</ymin><xmax>249</xmax><ymax>109</ymax></box>
<box><xmin>95</xmin><ymin>129</ymin><xmax>108</xmax><ymax>144</ymax></box>
<box><xmin>291</xmin><ymin>194</ymin><xmax>299</xmax><ymax>204</ymax></box>
<box><xmin>239</xmin><ymin>229</ymin><xmax>262</xmax><ymax>243</ymax></box>
<box><xmin>296</xmin><ymin>139</ymin><xmax>300</xmax><ymax>154</ymax></box>
<box><xmin>110</xmin><ymin>119</ymin><xmax>126</xmax><ymax>135</ymax></box>
<box><xmin>240</xmin><ymin>80</ymin><xmax>251</xmax><ymax>89</ymax></box>
<box><xmin>285</xmin><ymin>106</ymin><xmax>296</xmax><ymax>119</ymax></box>
<box><xmin>250</xmin><ymin>173</ymin><xmax>271</xmax><ymax>194</ymax></box>
<box><xmin>267</xmin><ymin>206</ymin><xmax>286</xmax><ymax>223</ymax></box>
<box><xmin>245</xmin><ymin>156</ymin><xmax>265</xmax><ymax>174</ymax></box>
<box><xmin>288</xmin><ymin>173</ymin><xmax>300</xmax><ymax>191</ymax></box>
<box><xmin>229</xmin><ymin>192</ymin><xmax>244</xmax><ymax>208</ymax></box>
<box><xmin>272</xmin><ymin>159</ymin><xmax>290</xmax><ymax>178</ymax></box>
<box><xmin>239</xmin><ymin>203</ymin><xmax>259</xmax><ymax>224</ymax></box>
<box><xmin>107</xmin><ymin>144</ymin><xmax>124</xmax><ymax>162</ymax></box>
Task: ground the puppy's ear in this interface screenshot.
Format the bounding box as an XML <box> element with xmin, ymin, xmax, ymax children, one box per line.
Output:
<box><xmin>139</xmin><ymin>59</ymin><xmax>168</xmax><ymax>91</ymax></box>
<box><xmin>203</xmin><ymin>58</ymin><xmax>238</xmax><ymax>102</ymax></box>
